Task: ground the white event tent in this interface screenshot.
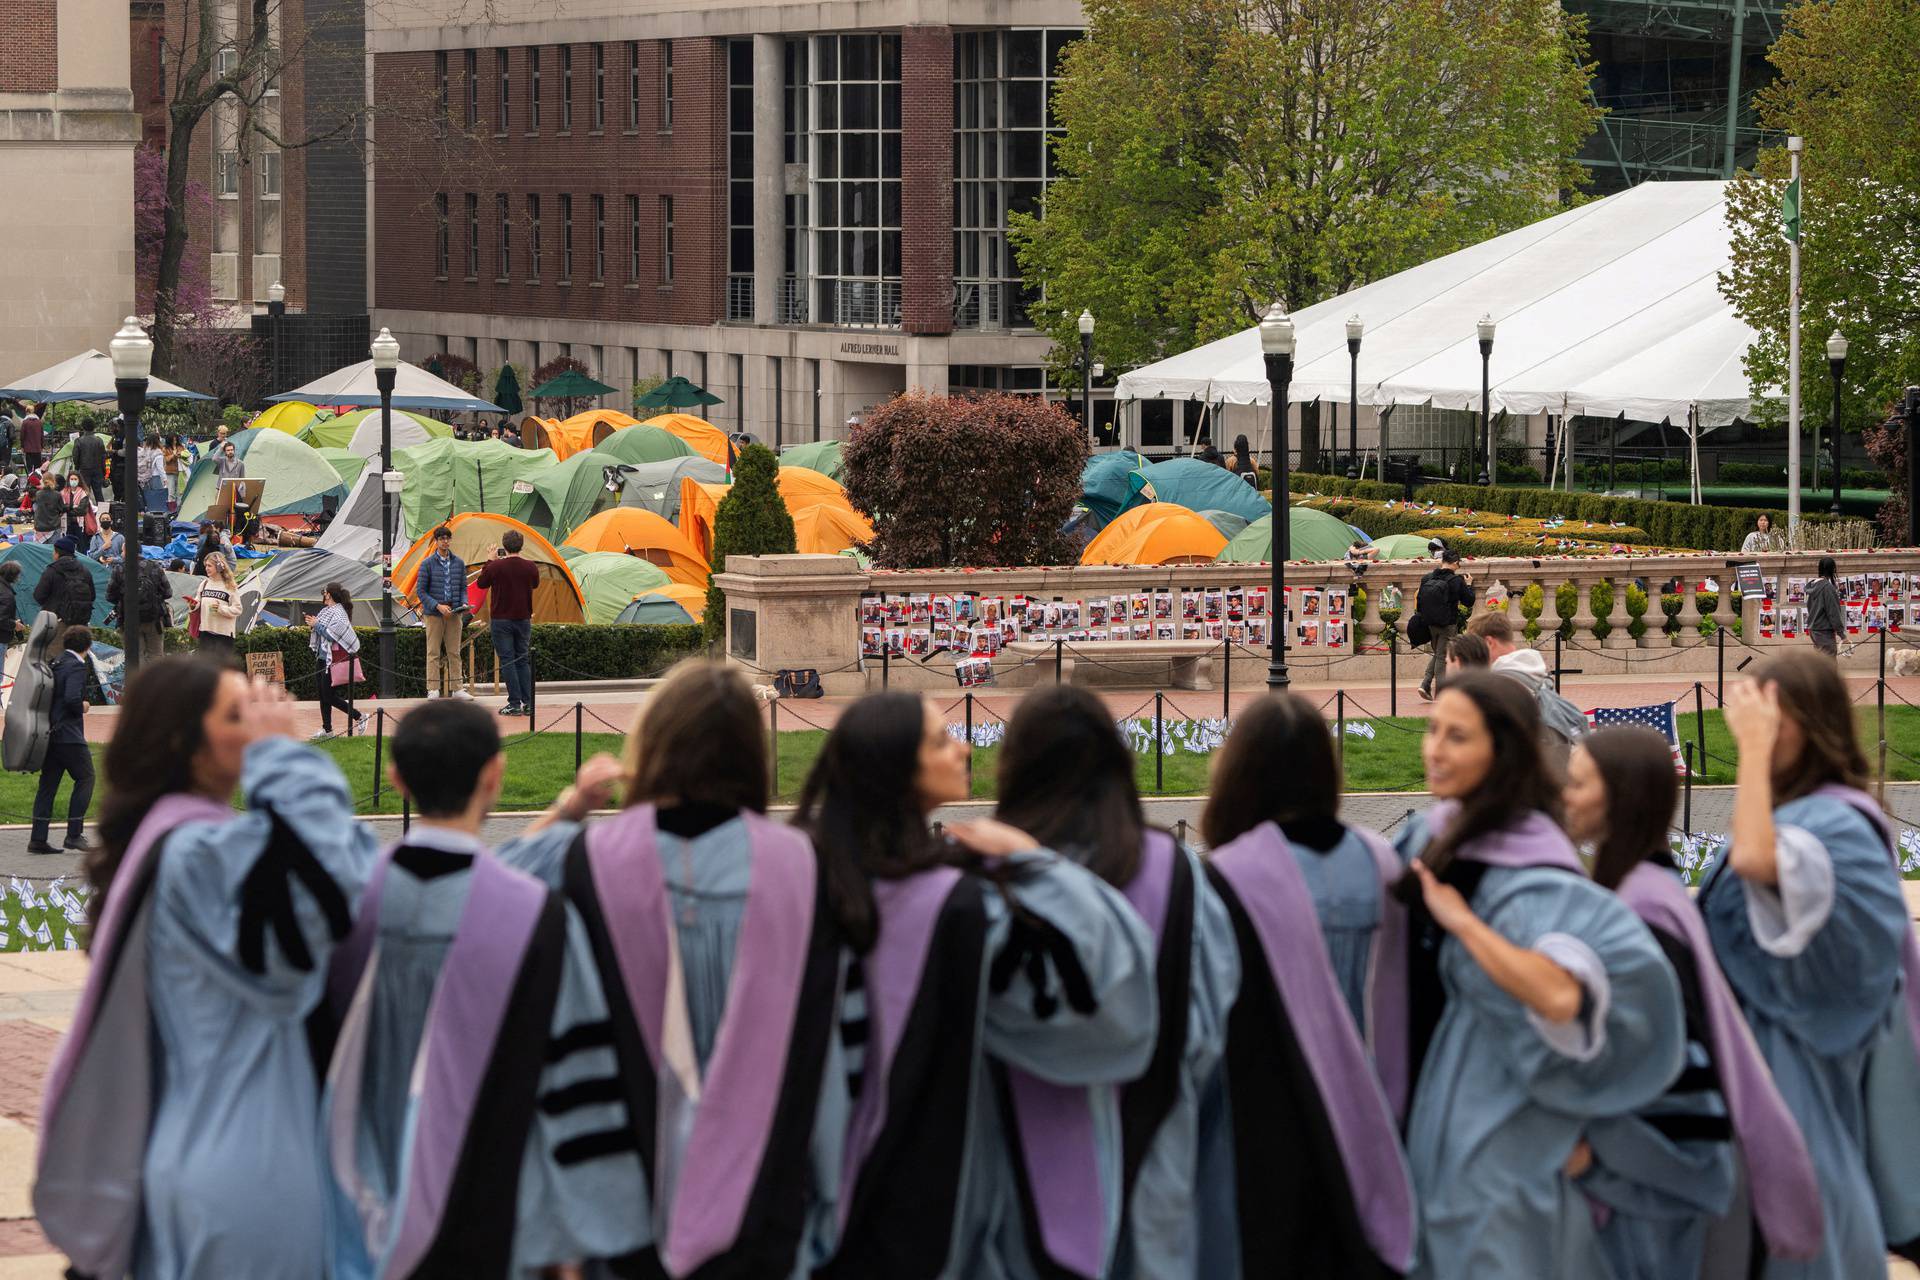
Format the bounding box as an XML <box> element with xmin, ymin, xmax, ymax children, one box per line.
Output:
<box><xmin>1115</xmin><ymin>181</ymin><xmax>1763</xmax><ymax>430</ymax></box>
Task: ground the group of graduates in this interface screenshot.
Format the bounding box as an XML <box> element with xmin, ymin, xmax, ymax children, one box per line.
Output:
<box><xmin>30</xmin><ymin>645</ymin><xmax>1920</xmax><ymax>1279</ymax></box>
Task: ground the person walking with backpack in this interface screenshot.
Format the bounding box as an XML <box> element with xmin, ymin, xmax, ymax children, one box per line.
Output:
<box><xmin>1415</xmin><ymin>549</ymin><xmax>1474</xmax><ymax>701</ymax></box>
<box><xmin>33</xmin><ymin>538</ymin><xmax>95</xmax><ymax>627</ymax></box>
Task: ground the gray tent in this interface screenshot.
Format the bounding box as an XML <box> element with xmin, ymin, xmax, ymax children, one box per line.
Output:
<box><xmin>610</xmin><ymin>456</ymin><xmax>729</xmax><ymax>523</ymax></box>
<box><xmin>241</xmin><ymin>548</ymin><xmax>414</xmax><ymax>628</ymax></box>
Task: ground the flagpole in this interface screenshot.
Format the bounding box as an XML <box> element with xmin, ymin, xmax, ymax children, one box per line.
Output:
<box><xmin>1787</xmin><ymin>135</ymin><xmax>1804</xmax><ymax>540</ymax></box>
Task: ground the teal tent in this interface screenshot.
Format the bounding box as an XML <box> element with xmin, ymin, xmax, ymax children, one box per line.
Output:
<box><xmin>521</xmin><ymin>448</ymin><xmax>625</xmax><ymax>542</ymax></box>
<box><xmin>1216</xmin><ymin>507</ymin><xmax>1363</xmax><ymax>564</ymax></box>
<box><xmin>1132</xmin><ymin>458</ymin><xmax>1269</xmax><ymax>524</ymax></box>
<box><xmin>2</xmin><ymin>542</ymin><xmax>111</xmax><ymax>627</ymax></box>
<box><xmin>615</xmin><ymin>592</ymin><xmax>698</xmax><ymax>625</ymax></box>
<box><xmin>392</xmin><ymin>436</ymin><xmax>557</xmax><ymax>530</ymax></box>
<box><xmin>612</xmin><ymin>456</ymin><xmax>729</xmax><ymax>522</ymax></box>
<box><xmin>1195</xmin><ymin>509</ymin><xmax>1251</xmax><ymax>541</ymax></box>
<box><xmin>178</xmin><ymin>427</ymin><xmax>347</xmax><ymax>519</ymax></box>
<box><xmin>597</xmin><ymin>424</ymin><xmax>695</xmax><ymax>466</ymax></box>
<box><xmin>1079</xmin><ymin>451</ymin><xmax>1145</xmax><ymax>526</ymax></box>
<box><xmin>567</xmin><ymin>550</ymin><xmax>674</xmax><ymax>624</ymax></box>
<box><xmin>779</xmin><ymin>440</ymin><xmax>845</xmax><ymax>482</ymax></box>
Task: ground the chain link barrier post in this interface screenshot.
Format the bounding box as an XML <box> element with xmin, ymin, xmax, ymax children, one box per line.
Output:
<box><xmin>574</xmin><ymin>701</ymin><xmax>584</xmax><ymax>775</ymax></box>
<box><xmin>372</xmin><ymin>707</ymin><xmax>385</xmax><ymax>810</ymax></box>
<box><xmin>1717</xmin><ymin>626</ymin><xmax>1725</xmax><ymax>704</ymax></box>
<box><xmin>1693</xmin><ymin>681</ymin><xmax>1707</xmax><ymax>779</ymax></box>
<box><xmin>1336</xmin><ymin>689</ymin><xmax>1347</xmax><ymax>775</ymax></box>
<box><xmin>401</xmin><ymin>791</ymin><xmax>411</xmax><ymax>836</ymax></box>
<box><xmin>1055</xmin><ymin>638</ymin><xmax>1064</xmax><ymax>684</ymax></box>
<box><xmin>1389</xmin><ymin>628</ymin><xmax>1397</xmax><ymax>716</ymax></box>
<box><xmin>769</xmin><ymin>700</ymin><xmax>779</xmax><ymax>797</ymax></box>
<box><xmin>964</xmin><ymin>692</ymin><xmax>975</xmax><ymax>794</ymax></box>
<box><xmin>1682</xmin><ymin>742</ymin><xmax>1693</xmax><ymax>834</ymax></box>
<box><xmin>1153</xmin><ymin>691</ymin><xmax>1164</xmax><ymax>794</ymax></box>
<box><xmin>1222</xmin><ymin>632</ymin><xmax>1230</xmax><ymax>722</ymax></box>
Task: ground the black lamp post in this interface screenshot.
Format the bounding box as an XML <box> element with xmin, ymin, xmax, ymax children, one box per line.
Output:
<box><xmin>109</xmin><ymin>317</ymin><xmax>151</xmax><ymax>675</ymax></box>
<box><xmin>372</xmin><ymin>326</ymin><xmax>402</xmax><ymax>697</ymax></box>
<box><xmin>1476</xmin><ymin>314</ymin><xmax>1495</xmax><ymax>486</ymax></box>
<box><xmin>1078</xmin><ymin>308</ymin><xmax>1095</xmax><ymax>445</ymax></box>
<box><xmin>1261</xmin><ymin>302</ymin><xmax>1295</xmax><ymax>690</ymax></box>
<box><xmin>1345</xmin><ymin>314</ymin><xmax>1363</xmax><ymax>480</ymax></box>
<box><xmin>1827</xmin><ymin>329</ymin><xmax>1847</xmax><ymax>517</ymax></box>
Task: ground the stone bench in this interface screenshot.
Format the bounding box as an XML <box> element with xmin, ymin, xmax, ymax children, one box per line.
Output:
<box><xmin>1004</xmin><ymin>639</ymin><xmax>1220</xmax><ymax>690</ymax></box>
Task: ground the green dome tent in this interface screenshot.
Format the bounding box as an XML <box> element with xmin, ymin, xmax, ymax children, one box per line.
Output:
<box><xmin>596</xmin><ymin>424</ymin><xmax>695</xmax><ymax>466</ymax></box>
<box><xmin>178</xmin><ymin>427</ymin><xmax>347</xmax><ymax>519</ymax></box>
<box><xmin>1131</xmin><ymin>458</ymin><xmax>1269</xmax><ymax>524</ymax></box>
<box><xmin>2</xmin><ymin>542</ymin><xmax>112</xmax><ymax>627</ymax></box>
<box><xmin>1079</xmin><ymin>450</ymin><xmax>1145</xmax><ymax>527</ymax></box>
<box><xmin>1216</xmin><ymin>507</ymin><xmax>1363</xmax><ymax>564</ymax></box>
<box><xmin>566</xmin><ymin>550</ymin><xmax>674</xmax><ymax>624</ymax></box>
<box><xmin>615</xmin><ymin>592</ymin><xmax>698</xmax><ymax>625</ymax></box>
<box><xmin>521</xmin><ymin>448</ymin><xmax>627</xmax><ymax>542</ymax></box>
<box><xmin>392</xmin><ymin>436</ymin><xmax>557</xmax><ymax>532</ymax></box>
<box><xmin>1370</xmin><ymin>533</ymin><xmax>1441</xmax><ymax>560</ymax></box>
<box><xmin>1195</xmin><ymin>509</ymin><xmax>1251</xmax><ymax>541</ymax></box>
<box><xmin>610</xmin><ymin>456</ymin><xmax>729</xmax><ymax>522</ymax></box>
<box><xmin>300</xmin><ymin>408</ymin><xmax>451</xmax><ymax>452</ymax></box>
<box><xmin>317</xmin><ymin>447</ymin><xmax>368</xmax><ymax>490</ymax></box>
<box><xmin>778</xmin><ymin>440</ymin><xmax>845</xmax><ymax>482</ymax></box>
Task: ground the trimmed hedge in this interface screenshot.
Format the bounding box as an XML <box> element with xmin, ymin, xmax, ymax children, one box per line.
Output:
<box><xmin>1288</xmin><ymin>472</ymin><xmax>1839</xmax><ymax>553</ymax></box>
<box><xmin>227</xmin><ymin>623</ymin><xmax>704</xmax><ymax>701</ymax></box>
<box><xmin>1717</xmin><ymin>461</ymin><xmax>1888</xmax><ymax>488</ymax></box>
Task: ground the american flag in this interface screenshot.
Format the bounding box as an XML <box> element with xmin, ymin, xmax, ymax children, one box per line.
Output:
<box><xmin>1586</xmin><ymin>701</ymin><xmax>1690</xmax><ymax>775</ymax></box>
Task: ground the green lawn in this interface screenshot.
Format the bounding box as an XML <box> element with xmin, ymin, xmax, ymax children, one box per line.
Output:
<box><xmin>8</xmin><ymin>704</ymin><xmax>1920</xmax><ymax>825</ymax></box>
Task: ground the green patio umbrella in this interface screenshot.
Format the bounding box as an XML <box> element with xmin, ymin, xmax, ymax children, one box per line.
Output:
<box><xmin>635</xmin><ymin>375</ymin><xmax>723</xmax><ymax>410</ymax></box>
<box><xmin>494</xmin><ymin>365</ymin><xmax>524</xmax><ymax>416</ymax></box>
<box><xmin>529</xmin><ymin>368</ymin><xmax>618</xmax><ymax>400</ymax></box>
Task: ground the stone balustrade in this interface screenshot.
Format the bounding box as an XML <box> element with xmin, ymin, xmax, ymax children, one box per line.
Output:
<box><xmin>713</xmin><ymin>549</ymin><xmax>1920</xmax><ymax>692</ymax></box>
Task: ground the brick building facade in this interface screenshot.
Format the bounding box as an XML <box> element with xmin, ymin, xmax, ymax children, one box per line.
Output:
<box><xmin>368</xmin><ymin>1</ymin><xmax>1091</xmax><ymax>444</ymax></box>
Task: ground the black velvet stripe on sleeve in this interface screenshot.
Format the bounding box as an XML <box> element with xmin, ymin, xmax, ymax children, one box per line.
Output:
<box><xmin>546</xmin><ymin>1019</ymin><xmax>616</xmax><ymax>1062</ymax></box>
<box><xmin>1206</xmin><ymin>865</ymin><xmax>1400</xmax><ymax>1280</ymax></box>
<box><xmin>237</xmin><ymin>803</ymin><xmax>353</xmax><ymax>977</ymax></box>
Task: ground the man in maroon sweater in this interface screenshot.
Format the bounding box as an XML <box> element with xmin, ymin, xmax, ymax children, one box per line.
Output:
<box><xmin>475</xmin><ymin>529</ymin><xmax>540</xmax><ymax>715</ymax></box>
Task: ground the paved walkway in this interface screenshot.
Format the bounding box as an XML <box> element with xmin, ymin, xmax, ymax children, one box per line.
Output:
<box><xmin>3</xmin><ymin>894</ymin><xmax>1920</xmax><ymax>1274</ymax></box>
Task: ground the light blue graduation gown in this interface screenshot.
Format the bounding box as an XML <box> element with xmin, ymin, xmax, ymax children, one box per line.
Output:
<box><xmin>947</xmin><ymin>850</ymin><xmax>1161</xmax><ymax>1280</ymax></box>
<box><xmin>321</xmin><ymin>835</ymin><xmax>648</xmax><ymax>1278</ymax></box>
<box><xmin>1700</xmin><ymin>791</ymin><xmax>1915</xmax><ymax>1279</ymax></box>
<box><xmin>503</xmin><ymin>816</ymin><xmax>849</xmax><ymax>1277</ymax></box>
<box><xmin>1289</xmin><ymin>824</ymin><xmax>1388</xmax><ymax>1032</ymax></box>
<box><xmin>138</xmin><ymin>739</ymin><xmax>378</xmax><ymax>1279</ymax></box>
<box><xmin>1397</xmin><ymin>811</ymin><xmax>1686</xmax><ymax>1280</ymax></box>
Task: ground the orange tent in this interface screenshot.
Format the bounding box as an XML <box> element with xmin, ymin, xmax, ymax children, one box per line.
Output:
<box><xmin>558</xmin><ymin>408</ymin><xmax>643</xmax><ymax>453</ymax></box>
<box><xmin>644</xmin><ymin>413</ymin><xmax>732</xmax><ymax>466</ymax></box>
<box><xmin>523</xmin><ymin>417</ymin><xmax>602</xmax><ymax>460</ymax></box>
<box><xmin>562</xmin><ymin>507</ymin><xmax>709</xmax><ymax>589</ymax></box>
<box><xmin>393</xmin><ymin>512</ymin><xmax>587</xmax><ymax>622</ymax></box>
<box><xmin>677</xmin><ymin>468</ymin><xmax>867</xmax><ymax>561</ymax></box>
<box><xmin>791</xmin><ymin>502</ymin><xmax>875</xmax><ymax>555</ymax></box>
<box><xmin>1081</xmin><ymin>504</ymin><xmax>1228</xmax><ymax>566</ymax></box>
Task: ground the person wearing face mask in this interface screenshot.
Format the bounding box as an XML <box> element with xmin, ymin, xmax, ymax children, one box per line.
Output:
<box><xmin>1701</xmin><ymin>651</ymin><xmax>1920</xmax><ymax>1276</ymax></box>
<box><xmin>1394</xmin><ymin>672</ymin><xmax>1684</xmax><ymax>1280</ymax></box>
<box><xmin>795</xmin><ymin>691</ymin><xmax>1158</xmax><ymax>1280</ymax></box>
<box><xmin>988</xmin><ymin>685</ymin><xmax>1240</xmax><ymax>1280</ymax></box>
<box><xmin>35</xmin><ymin>658</ymin><xmax>378</xmax><ymax>1280</ymax></box>
<box><xmin>1562</xmin><ymin>727</ymin><xmax>1822</xmax><ymax>1278</ymax></box>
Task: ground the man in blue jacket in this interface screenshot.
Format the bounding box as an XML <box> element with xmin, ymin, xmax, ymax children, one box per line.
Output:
<box><xmin>28</xmin><ymin>625</ymin><xmax>95</xmax><ymax>853</ymax></box>
<box><xmin>416</xmin><ymin>526</ymin><xmax>471</xmax><ymax>699</ymax></box>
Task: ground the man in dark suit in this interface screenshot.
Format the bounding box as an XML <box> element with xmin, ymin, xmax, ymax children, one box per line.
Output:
<box><xmin>28</xmin><ymin>625</ymin><xmax>96</xmax><ymax>853</ymax></box>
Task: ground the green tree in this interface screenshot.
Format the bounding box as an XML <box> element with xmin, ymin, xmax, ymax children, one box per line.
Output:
<box><xmin>1720</xmin><ymin>0</ymin><xmax>1920</xmax><ymax>447</ymax></box>
<box><xmin>703</xmin><ymin>444</ymin><xmax>797</xmax><ymax>645</ymax></box>
<box><xmin>1009</xmin><ymin>0</ymin><xmax>1599</xmax><ymax>382</ymax></box>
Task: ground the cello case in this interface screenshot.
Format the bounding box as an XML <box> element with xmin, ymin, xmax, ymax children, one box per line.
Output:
<box><xmin>4</xmin><ymin>611</ymin><xmax>63</xmax><ymax>773</ymax></box>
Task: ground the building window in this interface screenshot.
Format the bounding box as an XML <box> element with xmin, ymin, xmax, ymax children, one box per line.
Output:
<box><xmin>527</xmin><ymin>194</ymin><xmax>542</xmax><ymax>280</ymax></box>
<box><xmin>217</xmin><ymin>149</ymin><xmax>240</xmax><ymax>197</ymax></box>
<box><xmin>558</xmin><ymin>193</ymin><xmax>573</xmax><ymax>282</ymax></box>
<box><xmin>628</xmin><ymin>194</ymin><xmax>640</xmax><ymax>282</ymax></box>
<box><xmin>591</xmin><ymin>194</ymin><xmax>606</xmax><ymax>281</ymax></box>
<box><xmin>257</xmin><ymin>151</ymin><xmax>281</xmax><ymax>198</ymax></box>
<box><xmin>434</xmin><ymin>194</ymin><xmax>449</xmax><ymax>277</ymax></box>
<box><xmin>627</xmin><ymin>41</ymin><xmax>640</xmax><ymax>129</ymax></box>
<box><xmin>727</xmin><ymin>40</ymin><xmax>754</xmax><ymax>320</ymax></box>
<box><xmin>805</xmin><ymin>33</ymin><xmax>903</xmax><ymax>327</ymax></box>
<box><xmin>952</xmin><ymin>30</ymin><xmax>1078</xmax><ymax>329</ymax></box>
<box><xmin>528</xmin><ymin>47</ymin><xmax>540</xmax><ymax>132</ymax></box>
<box><xmin>661</xmin><ymin>42</ymin><xmax>673</xmax><ymax>131</ymax></box>
<box><xmin>465</xmin><ymin>193</ymin><xmax>479</xmax><ymax>277</ymax></box>
<box><xmin>660</xmin><ymin>195</ymin><xmax>674</xmax><ymax>283</ymax></box>
<box><xmin>560</xmin><ymin>45</ymin><xmax>573</xmax><ymax>131</ymax></box>
<box><xmin>592</xmin><ymin>44</ymin><xmax>605</xmax><ymax>131</ymax></box>
<box><xmin>435</xmin><ymin>50</ymin><xmax>448</xmax><ymax>118</ymax></box>
<box><xmin>464</xmin><ymin>49</ymin><xmax>477</xmax><ymax>126</ymax></box>
<box><xmin>496</xmin><ymin>48</ymin><xmax>509</xmax><ymax>132</ymax></box>
<box><xmin>496</xmin><ymin>193</ymin><xmax>510</xmax><ymax>278</ymax></box>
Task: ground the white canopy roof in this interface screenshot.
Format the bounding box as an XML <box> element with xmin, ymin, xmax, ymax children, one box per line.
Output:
<box><xmin>0</xmin><ymin>349</ymin><xmax>213</xmax><ymax>402</ymax></box>
<box><xmin>268</xmin><ymin>357</ymin><xmax>504</xmax><ymax>413</ymax></box>
<box><xmin>1115</xmin><ymin>181</ymin><xmax>1764</xmax><ymax>427</ymax></box>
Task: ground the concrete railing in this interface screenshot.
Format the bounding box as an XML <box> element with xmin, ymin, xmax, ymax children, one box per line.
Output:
<box><xmin>713</xmin><ymin>550</ymin><xmax>1920</xmax><ymax>693</ymax></box>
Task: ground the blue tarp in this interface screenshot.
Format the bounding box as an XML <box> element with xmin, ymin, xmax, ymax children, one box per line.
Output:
<box><xmin>1079</xmin><ymin>451</ymin><xmax>1145</xmax><ymax>527</ymax></box>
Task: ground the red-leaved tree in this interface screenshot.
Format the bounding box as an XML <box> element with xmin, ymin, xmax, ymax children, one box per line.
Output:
<box><xmin>1862</xmin><ymin>400</ymin><xmax>1909</xmax><ymax>545</ymax></box>
<box><xmin>842</xmin><ymin>392</ymin><xmax>1090</xmax><ymax>568</ymax></box>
